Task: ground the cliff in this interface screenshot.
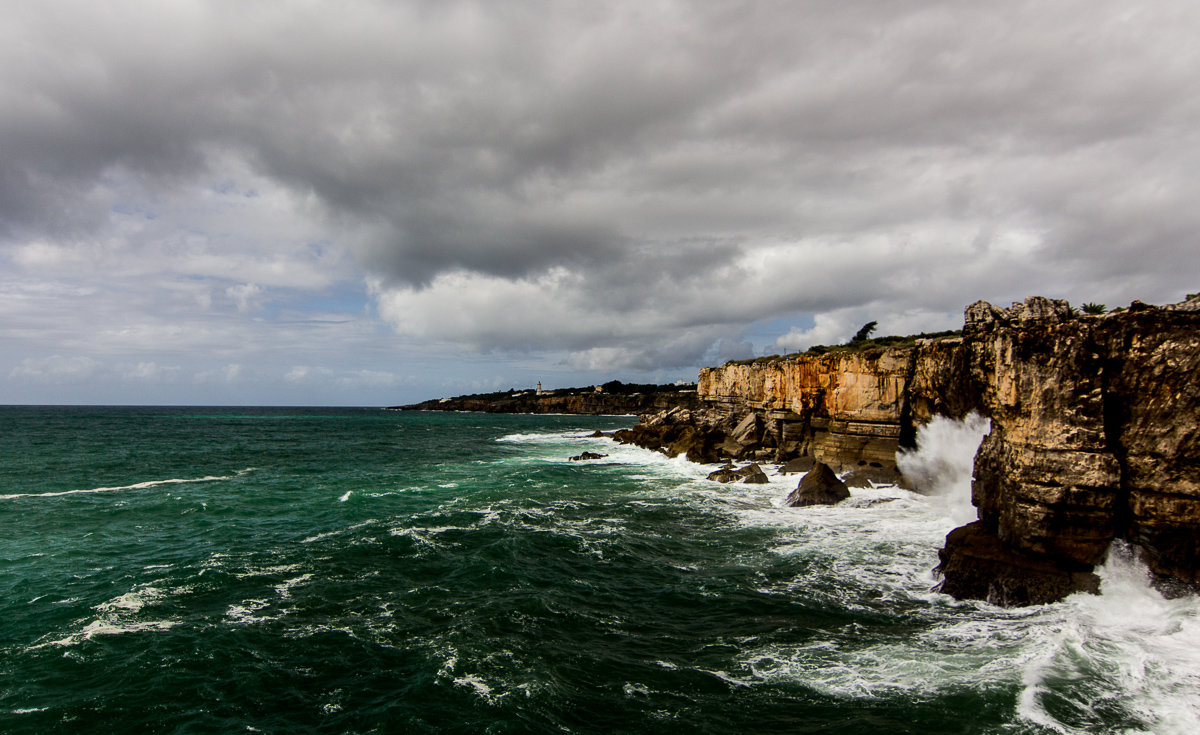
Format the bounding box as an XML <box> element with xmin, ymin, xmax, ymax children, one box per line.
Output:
<box><xmin>698</xmin><ymin>338</ymin><xmax>975</xmax><ymax>478</ymax></box>
<box><xmin>942</xmin><ymin>297</ymin><xmax>1200</xmax><ymax>604</ymax></box>
<box><xmin>689</xmin><ymin>295</ymin><xmax>1200</xmax><ymax>605</ymax></box>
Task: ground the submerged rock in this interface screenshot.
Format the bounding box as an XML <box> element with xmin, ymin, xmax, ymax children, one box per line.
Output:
<box><xmin>785</xmin><ymin>462</ymin><xmax>850</xmax><ymax>507</ymax></box>
<box><xmin>569</xmin><ymin>452</ymin><xmax>608</xmax><ymax>461</ymax></box>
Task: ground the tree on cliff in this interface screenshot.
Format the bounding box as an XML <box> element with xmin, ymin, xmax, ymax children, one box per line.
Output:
<box><xmin>851</xmin><ymin>321</ymin><xmax>878</xmax><ymax>343</ymax></box>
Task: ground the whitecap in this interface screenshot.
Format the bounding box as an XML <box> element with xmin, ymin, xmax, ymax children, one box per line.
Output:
<box><xmin>225</xmin><ymin>599</ymin><xmax>275</xmax><ymax>625</ymax></box>
<box><xmin>0</xmin><ymin>469</ymin><xmax>254</xmax><ymax>500</ymax></box>
<box><xmin>496</xmin><ymin>432</ymin><xmax>562</xmax><ymax>443</ymax></box>
<box><xmin>274</xmin><ymin>574</ymin><xmax>313</xmax><ymax>599</ymax></box>
<box><xmin>896</xmin><ymin>413</ymin><xmax>989</xmax><ymax>526</ymax></box>
<box><xmin>38</xmin><ymin>618</ymin><xmax>179</xmax><ymax>648</ymax></box>
<box><xmin>453</xmin><ymin>675</ymin><xmax>495</xmax><ymax>699</ymax></box>
<box><xmin>96</xmin><ymin>586</ymin><xmax>164</xmax><ymax>614</ymax></box>
<box><xmin>1017</xmin><ymin>543</ymin><xmax>1200</xmax><ymax>734</ymax></box>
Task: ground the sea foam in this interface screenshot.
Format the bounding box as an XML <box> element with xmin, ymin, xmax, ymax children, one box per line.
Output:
<box><xmin>0</xmin><ymin>469</ymin><xmax>254</xmax><ymax>500</ymax></box>
<box><xmin>1018</xmin><ymin>542</ymin><xmax>1200</xmax><ymax>734</ymax></box>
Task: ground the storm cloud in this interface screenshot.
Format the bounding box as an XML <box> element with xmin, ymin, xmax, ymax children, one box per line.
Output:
<box><xmin>3</xmin><ymin>0</ymin><xmax>1200</xmax><ymax>402</ymax></box>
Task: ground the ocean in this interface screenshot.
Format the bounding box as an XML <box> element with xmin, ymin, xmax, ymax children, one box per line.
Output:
<box><xmin>1</xmin><ymin>406</ymin><xmax>1197</xmax><ymax>734</ymax></box>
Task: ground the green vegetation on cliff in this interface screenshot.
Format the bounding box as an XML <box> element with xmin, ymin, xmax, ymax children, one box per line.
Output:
<box><xmin>723</xmin><ymin>329</ymin><xmax>961</xmax><ymax>367</ymax></box>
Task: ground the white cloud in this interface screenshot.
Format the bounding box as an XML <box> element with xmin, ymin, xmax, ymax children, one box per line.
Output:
<box><xmin>776</xmin><ymin>314</ymin><xmax>859</xmax><ymax>354</ymax></box>
<box><xmin>225</xmin><ymin>283</ymin><xmax>264</xmax><ymax>313</ymax></box>
<box><xmin>4</xmin><ymin>1</ymin><xmax>1200</xmax><ymax>403</ymax></box>
<box><xmin>285</xmin><ymin>365</ymin><xmax>334</xmax><ymax>383</ymax></box>
<box><xmin>337</xmin><ymin>370</ymin><xmax>404</xmax><ymax>388</ymax></box>
<box><xmin>121</xmin><ymin>361</ymin><xmax>181</xmax><ymax>381</ymax></box>
<box><xmin>10</xmin><ymin>355</ymin><xmax>103</xmax><ymax>381</ymax></box>
<box><xmin>194</xmin><ymin>364</ymin><xmax>244</xmax><ymax>384</ymax></box>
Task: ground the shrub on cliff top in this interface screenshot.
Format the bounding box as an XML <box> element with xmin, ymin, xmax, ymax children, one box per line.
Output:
<box><xmin>721</xmin><ymin>329</ymin><xmax>961</xmax><ymax>366</ymax></box>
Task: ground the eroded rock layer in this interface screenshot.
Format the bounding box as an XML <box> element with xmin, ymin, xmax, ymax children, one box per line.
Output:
<box><xmin>694</xmin><ymin>295</ymin><xmax>1200</xmax><ymax>605</ymax></box>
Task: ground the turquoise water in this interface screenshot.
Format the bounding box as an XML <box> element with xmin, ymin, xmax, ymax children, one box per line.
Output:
<box><xmin>2</xmin><ymin>407</ymin><xmax>1198</xmax><ymax>733</ymax></box>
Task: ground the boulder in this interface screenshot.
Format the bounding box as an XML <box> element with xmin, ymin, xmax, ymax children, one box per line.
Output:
<box><xmin>841</xmin><ymin>466</ymin><xmax>902</xmax><ymax>488</ymax></box>
<box><xmin>737</xmin><ymin>463</ymin><xmax>769</xmax><ymax>484</ymax></box>
<box><xmin>729</xmin><ymin>412</ymin><xmax>762</xmax><ymax>446</ymax></box>
<box><xmin>707</xmin><ymin>463</ymin><xmax>769</xmax><ymax>484</ymax></box>
<box><xmin>777</xmin><ymin>456</ymin><xmax>815</xmax><ymax>475</ymax></box>
<box><xmin>569</xmin><ymin>452</ymin><xmax>607</xmax><ymax>461</ymax></box>
<box><xmin>706</xmin><ymin>466</ymin><xmax>738</xmax><ymax>483</ymax></box>
<box><xmin>936</xmin><ymin>522</ymin><xmax>1099</xmax><ymax>606</ymax></box>
<box><xmin>719</xmin><ymin>436</ymin><xmax>747</xmax><ymax>459</ymax></box>
<box><xmin>785</xmin><ymin>462</ymin><xmax>850</xmax><ymax>507</ymax></box>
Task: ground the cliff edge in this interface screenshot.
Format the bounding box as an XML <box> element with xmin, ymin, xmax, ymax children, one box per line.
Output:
<box><xmin>690</xmin><ymin>295</ymin><xmax>1200</xmax><ymax>605</ymax></box>
<box><xmin>940</xmin><ymin>296</ymin><xmax>1200</xmax><ymax>604</ymax></box>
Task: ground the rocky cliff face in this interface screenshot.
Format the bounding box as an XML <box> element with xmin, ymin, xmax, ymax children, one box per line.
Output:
<box><xmin>942</xmin><ymin>297</ymin><xmax>1200</xmax><ymax>604</ymax></box>
<box><xmin>694</xmin><ymin>295</ymin><xmax>1200</xmax><ymax>605</ymax></box>
<box><xmin>698</xmin><ymin>339</ymin><xmax>974</xmax><ymax>482</ymax></box>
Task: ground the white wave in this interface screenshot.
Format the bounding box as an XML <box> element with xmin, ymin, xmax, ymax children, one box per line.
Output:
<box><xmin>1018</xmin><ymin>542</ymin><xmax>1200</xmax><ymax>734</ymax></box>
<box><xmin>896</xmin><ymin>413</ymin><xmax>990</xmax><ymax>526</ymax></box>
<box><xmin>480</xmin><ymin>414</ymin><xmax>1200</xmax><ymax>729</ymax></box>
<box><xmin>0</xmin><ymin>468</ymin><xmax>255</xmax><ymax>500</ymax></box>
<box><xmin>338</xmin><ymin>490</ymin><xmax>352</xmax><ymax>502</ymax></box>
<box><xmin>96</xmin><ymin>586</ymin><xmax>165</xmax><ymax>614</ymax></box>
<box><xmin>453</xmin><ymin>674</ymin><xmax>495</xmax><ymax>700</ymax></box>
<box><xmin>300</xmin><ymin>518</ymin><xmax>383</xmax><ymax>544</ymax></box>
<box><xmin>225</xmin><ymin>599</ymin><xmax>274</xmax><ymax>625</ymax></box>
<box><xmin>496</xmin><ymin>432</ymin><xmax>566</xmax><ymax>443</ymax></box>
<box><xmin>34</xmin><ymin>584</ymin><xmax>179</xmax><ymax>648</ymax></box>
<box><xmin>274</xmin><ymin>574</ymin><xmax>313</xmax><ymax>600</ymax></box>
<box><xmin>52</xmin><ymin>619</ymin><xmax>178</xmax><ymax>646</ymax></box>
<box><xmin>233</xmin><ymin>562</ymin><xmax>302</xmax><ymax>577</ymax></box>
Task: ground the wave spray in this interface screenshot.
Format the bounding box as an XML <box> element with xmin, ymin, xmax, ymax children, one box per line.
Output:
<box><xmin>895</xmin><ymin>412</ymin><xmax>990</xmax><ymax>525</ymax></box>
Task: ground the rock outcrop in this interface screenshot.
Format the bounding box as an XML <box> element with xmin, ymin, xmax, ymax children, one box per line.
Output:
<box><xmin>941</xmin><ymin>296</ymin><xmax>1200</xmax><ymax>604</ymax></box>
<box><xmin>785</xmin><ymin>462</ymin><xmax>850</xmax><ymax>507</ymax></box>
<box><xmin>698</xmin><ymin>338</ymin><xmax>972</xmax><ymax>484</ymax></box>
<box><xmin>707</xmin><ymin>463</ymin><xmax>770</xmax><ymax>484</ymax></box>
<box><xmin>611</xmin><ymin>404</ymin><xmax>798</xmax><ymax>464</ymax></box>
<box><xmin>687</xmin><ymin>294</ymin><xmax>1200</xmax><ymax>605</ymax></box>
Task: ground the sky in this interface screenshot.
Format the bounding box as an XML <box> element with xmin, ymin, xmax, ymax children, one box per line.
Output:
<box><xmin>3</xmin><ymin>0</ymin><xmax>1200</xmax><ymax>406</ymax></box>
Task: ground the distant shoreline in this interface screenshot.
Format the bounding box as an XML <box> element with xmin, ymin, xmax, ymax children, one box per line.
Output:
<box><xmin>389</xmin><ymin>381</ymin><xmax>699</xmax><ymax>415</ymax></box>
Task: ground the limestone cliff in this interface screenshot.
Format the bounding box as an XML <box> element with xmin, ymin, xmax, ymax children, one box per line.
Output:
<box><xmin>942</xmin><ymin>297</ymin><xmax>1200</xmax><ymax>604</ymax></box>
<box><xmin>698</xmin><ymin>337</ymin><xmax>973</xmax><ymax>480</ymax></box>
<box><xmin>692</xmin><ymin>295</ymin><xmax>1200</xmax><ymax>605</ymax></box>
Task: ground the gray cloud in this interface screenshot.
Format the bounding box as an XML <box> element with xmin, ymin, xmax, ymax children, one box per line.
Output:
<box><xmin>4</xmin><ymin>0</ymin><xmax>1200</xmax><ymax>398</ymax></box>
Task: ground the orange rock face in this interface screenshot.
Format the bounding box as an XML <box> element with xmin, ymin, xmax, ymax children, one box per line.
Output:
<box><xmin>700</xmin><ymin>295</ymin><xmax>1200</xmax><ymax>605</ymax></box>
